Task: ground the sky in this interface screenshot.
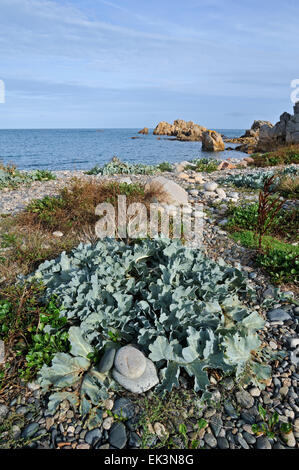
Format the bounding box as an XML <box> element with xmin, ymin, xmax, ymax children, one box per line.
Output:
<box><xmin>0</xmin><ymin>0</ymin><xmax>298</xmax><ymax>129</ymax></box>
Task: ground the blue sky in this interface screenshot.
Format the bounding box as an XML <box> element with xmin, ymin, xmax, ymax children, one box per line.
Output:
<box><xmin>0</xmin><ymin>0</ymin><xmax>298</xmax><ymax>128</ymax></box>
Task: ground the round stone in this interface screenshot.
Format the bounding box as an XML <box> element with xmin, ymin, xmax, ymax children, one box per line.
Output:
<box><xmin>256</xmin><ymin>436</ymin><xmax>272</xmax><ymax>449</ymax></box>
<box><xmin>112</xmin><ymin>358</ymin><xmax>159</xmax><ymax>394</ymax></box>
<box><xmin>114</xmin><ymin>346</ymin><xmax>146</xmax><ymax>379</ymax></box>
<box><xmin>204</xmin><ymin>182</ymin><xmax>218</xmax><ymax>192</ymax></box>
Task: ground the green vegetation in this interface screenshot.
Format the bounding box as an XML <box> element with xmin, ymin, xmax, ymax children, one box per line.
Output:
<box><xmin>28</xmin><ymin>238</ymin><xmax>275</xmax><ymax>426</ymax></box>
<box><xmin>218</xmin><ymin>165</ymin><xmax>298</xmax><ymax>190</ymax></box>
<box><xmin>250</xmin><ymin>144</ymin><xmax>299</xmax><ymax>168</ymax></box>
<box><xmin>186</xmin><ymin>158</ymin><xmax>219</xmax><ymax>173</ymax></box>
<box><xmin>0</xmin><ymin>163</ymin><xmax>56</xmax><ymax>190</ymax></box>
<box><xmin>0</xmin><ymin>283</ymin><xmax>69</xmax><ymax>398</ymax></box>
<box><xmin>85</xmin><ymin>157</ymin><xmax>158</xmax><ymax>175</ymax></box>
<box><xmin>252</xmin><ymin>405</ymin><xmax>293</xmax><ymax>439</ymax></box>
<box><xmin>157</xmin><ymin>161</ymin><xmax>174</xmax><ymax>172</ymax></box>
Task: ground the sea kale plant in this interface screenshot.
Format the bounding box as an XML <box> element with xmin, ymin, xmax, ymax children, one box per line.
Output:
<box><xmin>218</xmin><ymin>165</ymin><xmax>298</xmax><ymax>190</ymax></box>
<box><xmin>85</xmin><ymin>158</ymin><xmax>158</xmax><ymax>176</ymax></box>
<box><xmin>0</xmin><ymin>164</ymin><xmax>56</xmax><ymax>190</ymax></box>
<box><xmin>31</xmin><ymin>239</ymin><xmax>274</xmax><ymax>424</ymax></box>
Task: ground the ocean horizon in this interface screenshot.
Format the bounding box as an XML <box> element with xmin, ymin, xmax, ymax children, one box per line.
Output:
<box><xmin>0</xmin><ymin>128</ymin><xmax>246</xmax><ymax>171</ymax></box>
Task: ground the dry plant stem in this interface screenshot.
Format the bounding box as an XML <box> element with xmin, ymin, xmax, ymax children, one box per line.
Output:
<box><xmin>256</xmin><ymin>175</ymin><xmax>284</xmax><ymax>251</ymax></box>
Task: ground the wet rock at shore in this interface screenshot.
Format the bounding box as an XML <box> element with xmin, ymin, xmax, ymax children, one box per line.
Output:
<box><xmin>202</xmin><ymin>130</ymin><xmax>225</xmax><ymax>152</ymax></box>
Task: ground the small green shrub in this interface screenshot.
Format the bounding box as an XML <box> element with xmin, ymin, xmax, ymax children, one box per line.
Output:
<box><xmin>85</xmin><ymin>158</ymin><xmax>157</xmax><ymax>175</ymax></box>
<box><xmin>157</xmin><ymin>161</ymin><xmax>173</xmax><ymax>172</ymax></box>
<box><xmin>186</xmin><ymin>158</ymin><xmax>219</xmax><ymax>173</ymax></box>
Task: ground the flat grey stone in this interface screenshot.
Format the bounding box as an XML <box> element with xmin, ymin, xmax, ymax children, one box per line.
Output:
<box><xmin>267</xmin><ymin>308</ymin><xmax>292</xmax><ymax>322</ymax></box>
<box><xmin>109</xmin><ymin>422</ymin><xmax>127</xmax><ymax>449</ymax></box>
<box><xmin>98</xmin><ymin>347</ymin><xmax>116</xmax><ymax>373</ymax></box>
<box><xmin>256</xmin><ymin>436</ymin><xmax>272</xmax><ymax>449</ymax></box>
<box><xmin>112</xmin><ymin>358</ymin><xmax>159</xmax><ymax>394</ymax></box>
<box><xmin>21</xmin><ymin>422</ymin><xmax>39</xmax><ymax>439</ymax></box>
<box><xmin>85</xmin><ymin>428</ymin><xmax>102</xmax><ymax>445</ymax></box>
<box><xmin>236</xmin><ymin>390</ymin><xmax>254</xmax><ymax>409</ymax></box>
<box><xmin>114</xmin><ymin>346</ymin><xmax>146</xmax><ymax>379</ymax></box>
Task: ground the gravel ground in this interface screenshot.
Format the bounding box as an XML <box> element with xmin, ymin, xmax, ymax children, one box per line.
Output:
<box><xmin>0</xmin><ymin>165</ymin><xmax>298</xmax><ymax>449</ymax></box>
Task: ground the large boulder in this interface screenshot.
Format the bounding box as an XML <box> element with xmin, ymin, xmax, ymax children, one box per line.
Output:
<box><xmin>202</xmin><ymin>130</ymin><xmax>225</xmax><ymax>152</ymax></box>
<box><xmin>145</xmin><ymin>176</ymin><xmax>188</xmax><ymax>205</ymax></box>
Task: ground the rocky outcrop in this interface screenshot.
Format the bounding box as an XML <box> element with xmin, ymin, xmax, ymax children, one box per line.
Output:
<box><xmin>202</xmin><ymin>130</ymin><xmax>225</xmax><ymax>152</ymax></box>
<box><xmin>153</xmin><ymin>119</ymin><xmax>207</xmax><ymax>141</ymax></box>
<box><xmin>138</xmin><ymin>127</ymin><xmax>149</xmax><ymax>135</ymax></box>
<box><xmin>286</xmin><ymin>101</ymin><xmax>299</xmax><ymax>144</ymax></box>
<box><xmin>257</xmin><ymin>103</ymin><xmax>299</xmax><ymax>151</ymax></box>
<box><xmin>225</xmin><ymin>120</ymin><xmax>274</xmax><ymax>154</ymax></box>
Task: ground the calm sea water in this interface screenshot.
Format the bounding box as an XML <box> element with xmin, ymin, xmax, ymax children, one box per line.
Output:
<box><xmin>0</xmin><ymin>128</ymin><xmax>245</xmax><ymax>171</ymax></box>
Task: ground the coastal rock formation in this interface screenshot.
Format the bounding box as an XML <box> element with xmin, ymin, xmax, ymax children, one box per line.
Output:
<box><xmin>225</xmin><ymin>120</ymin><xmax>273</xmax><ymax>154</ymax></box>
<box><xmin>138</xmin><ymin>127</ymin><xmax>149</xmax><ymax>135</ymax></box>
<box><xmin>257</xmin><ymin>102</ymin><xmax>299</xmax><ymax>151</ymax></box>
<box><xmin>153</xmin><ymin>119</ymin><xmax>207</xmax><ymax>141</ymax></box>
<box><xmin>202</xmin><ymin>130</ymin><xmax>225</xmax><ymax>152</ymax></box>
<box><xmin>145</xmin><ymin>176</ymin><xmax>189</xmax><ymax>205</ymax></box>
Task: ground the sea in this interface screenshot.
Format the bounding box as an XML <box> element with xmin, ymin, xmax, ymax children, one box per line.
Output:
<box><xmin>0</xmin><ymin>128</ymin><xmax>246</xmax><ymax>171</ymax></box>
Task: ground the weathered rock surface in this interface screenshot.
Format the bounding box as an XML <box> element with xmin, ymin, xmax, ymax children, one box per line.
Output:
<box><xmin>153</xmin><ymin>119</ymin><xmax>207</xmax><ymax>141</ymax></box>
<box><xmin>138</xmin><ymin>127</ymin><xmax>149</xmax><ymax>135</ymax></box>
<box><xmin>145</xmin><ymin>176</ymin><xmax>189</xmax><ymax>205</ymax></box>
<box><xmin>257</xmin><ymin>102</ymin><xmax>299</xmax><ymax>151</ymax></box>
<box><xmin>112</xmin><ymin>357</ymin><xmax>159</xmax><ymax>394</ymax></box>
<box><xmin>114</xmin><ymin>346</ymin><xmax>146</xmax><ymax>379</ymax></box>
<box><xmin>202</xmin><ymin>130</ymin><xmax>225</xmax><ymax>152</ymax></box>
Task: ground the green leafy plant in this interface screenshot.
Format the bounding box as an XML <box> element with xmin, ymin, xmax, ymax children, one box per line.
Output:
<box><xmin>157</xmin><ymin>161</ymin><xmax>173</xmax><ymax>172</ymax></box>
<box><xmin>186</xmin><ymin>158</ymin><xmax>219</xmax><ymax>173</ymax></box>
<box><xmin>85</xmin><ymin>157</ymin><xmax>157</xmax><ymax>176</ymax></box>
<box><xmin>218</xmin><ymin>166</ymin><xmax>298</xmax><ymax>190</ymax></box>
<box><xmin>252</xmin><ymin>405</ymin><xmax>293</xmax><ymax>439</ymax></box>
<box><xmin>0</xmin><ymin>163</ymin><xmax>56</xmax><ymax>190</ymax></box>
<box><xmin>256</xmin><ymin>175</ymin><xmax>284</xmax><ymax>250</ymax></box>
<box><xmin>30</xmin><ymin>238</ymin><xmax>275</xmax><ymax>422</ymax></box>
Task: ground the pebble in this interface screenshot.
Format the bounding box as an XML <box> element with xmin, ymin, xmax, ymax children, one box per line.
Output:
<box><xmin>235</xmin><ymin>390</ymin><xmax>254</xmax><ymax>409</ymax></box>
<box><xmin>256</xmin><ymin>436</ymin><xmax>272</xmax><ymax>449</ymax></box>
<box><xmin>103</xmin><ymin>417</ymin><xmax>114</xmax><ymax>430</ymax></box>
<box><xmin>109</xmin><ymin>422</ymin><xmax>127</xmax><ymax>449</ymax></box>
<box><xmin>98</xmin><ymin>347</ymin><xmax>116</xmax><ymax>373</ymax></box>
<box><xmin>85</xmin><ymin>428</ymin><xmax>102</xmax><ymax>446</ymax></box>
<box><xmin>0</xmin><ymin>404</ymin><xmax>9</xmax><ymax>422</ymax></box>
<box><xmin>204</xmin><ymin>433</ymin><xmax>217</xmax><ymax>448</ymax></box>
<box><xmin>21</xmin><ymin>423</ymin><xmax>39</xmax><ymax>439</ymax></box>
<box><xmin>281</xmin><ymin>431</ymin><xmax>296</xmax><ymax>448</ymax></box>
<box><xmin>112</xmin><ymin>398</ymin><xmax>135</xmax><ymax>420</ymax></box>
<box><xmin>204</xmin><ymin>182</ymin><xmax>218</xmax><ymax>192</ymax></box>
<box><xmin>217</xmin><ymin>437</ymin><xmax>229</xmax><ymax>449</ymax></box>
